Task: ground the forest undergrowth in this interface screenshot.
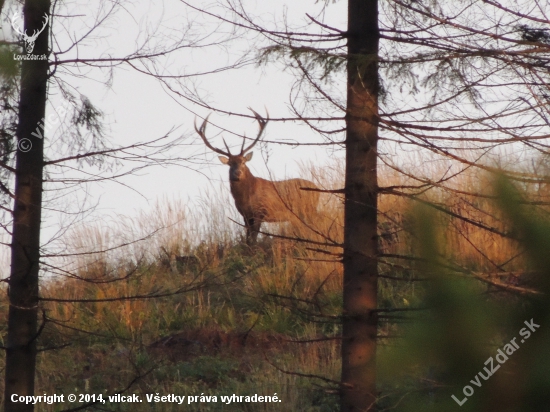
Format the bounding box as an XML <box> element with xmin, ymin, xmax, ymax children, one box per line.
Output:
<box><xmin>1</xmin><ymin>161</ymin><xmax>545</xmax><ymax>411</ymax></box>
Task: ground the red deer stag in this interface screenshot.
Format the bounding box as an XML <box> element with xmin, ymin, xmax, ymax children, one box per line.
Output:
<box><xmin>196</xmin><ymin>110</ymin><xmax>320</xmax><ymax>244</ymax></box>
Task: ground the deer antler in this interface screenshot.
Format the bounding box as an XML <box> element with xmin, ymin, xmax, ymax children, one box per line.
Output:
<box><xmin>11</xmin><ymin>13</ymin><xmax>48</xmax><ymax>40</ymax></box>
<box><xmin>11</xmin><ymin>12</ymin><xmax>49</xmax><ymax>54</ymax></box>
<box><xmin>27</xmin><ymin>14</ymin><xmax>49</xmax><ymax>41</ymax></box>
<box><xmin>11</xmin><ymin>13</ymin><xmax>25</xmax><ymax>37</ymax></box>
<box><xmin>240</xmin><ymin>108</ymin><xmax>269</xmax><ymax>155</ymax></box>
<box><xmin>195</xmin><ymin>115</ymin><xmax>232</xmax><ymax>157</ymax></box>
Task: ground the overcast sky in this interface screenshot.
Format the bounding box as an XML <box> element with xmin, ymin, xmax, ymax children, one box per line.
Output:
<box><xmin>0</xmin><ymin>0</ymin><xmax>348</xmax><ymax>274</ymax></box>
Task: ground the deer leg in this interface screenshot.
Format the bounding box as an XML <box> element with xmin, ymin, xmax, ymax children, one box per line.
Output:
<box><xmin>245</xmin><ymin>218</ymin><xmax>255</xmax><ymax>244</ymax></box>
<box><xmin>245</xmin><ymin>218</ymin><xmax>262</xmax><ymax>244</ymax></box>
<box><xmin>251</xmin><ymin>220</ymin><xmax>261</xmax><ymax>243</ymax></box>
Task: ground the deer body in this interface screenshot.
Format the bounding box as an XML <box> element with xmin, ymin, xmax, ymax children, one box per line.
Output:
<box><xmin>197</xmin><ymin>111</ymin><xmax>320</xmax><ymax>243</ymax></box>
<box><xmin>229</xmin><ymin>170</ymin><xmax>319</xmax><ymax>243</ymax></box>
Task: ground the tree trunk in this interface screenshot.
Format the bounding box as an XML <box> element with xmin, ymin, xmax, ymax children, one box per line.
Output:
<box><xmin>341</xmin><ymin>0</ymin><xmax>379</xmax><ymax>411</ymax></box>
<box><xmin>4</xmin><ymin>1</ymin><xmax>50</xmax><ymax>411</ymax></box>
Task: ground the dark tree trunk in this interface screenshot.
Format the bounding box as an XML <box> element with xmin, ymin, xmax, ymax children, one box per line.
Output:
<box><xmin>341</xmin><ymin>0</ymin><xmax>379</xmax><ymax>411</ymax></box>
<box><xmin>4</xmin><ymin>1</ymin><xmax>50</xmax><ymax>411</ymax></box>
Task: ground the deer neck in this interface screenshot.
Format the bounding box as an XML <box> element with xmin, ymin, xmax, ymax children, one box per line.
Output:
<box><xmin>229</xmin><ymin>167</ymin><xmax>256</xmax><ymax>203</ymax></box>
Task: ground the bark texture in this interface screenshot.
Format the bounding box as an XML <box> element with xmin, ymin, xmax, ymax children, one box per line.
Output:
<box><xmin>4</xmin><ymin>1</ymin><xmax>50</xmax><ymax>411</ymax></box>
<box><xmin>341</xmin><ymin>0</ymin><xmax>379</xmax><ymax>410</ymax></box>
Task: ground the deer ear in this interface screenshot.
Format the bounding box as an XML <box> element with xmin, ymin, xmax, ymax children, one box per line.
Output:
<box><xmin>244</xmin><ymin>152</ymin><xmax>253</xmax><ymax>161</ymax></box>
<box><xmin>218</xmin><ymin>156</ymin><xmax>229</xmax><ymax>164</ymax></box>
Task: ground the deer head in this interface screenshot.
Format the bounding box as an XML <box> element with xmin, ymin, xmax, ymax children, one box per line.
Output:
<box><xmin>195</xmin><ymin>109</ymin><xmax>268</xmax><ymax>182</ymax></box>
<box><xmin>11</xmin><ymin>12</ymin><xmax>49</xmax><ymax>54</ymax></box>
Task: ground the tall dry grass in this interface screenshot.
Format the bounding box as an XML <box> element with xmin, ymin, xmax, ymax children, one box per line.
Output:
<box><xmin>0</xmin><ymin>157</ymin><xmax>541</xmax><ymax>410</ymax></box>
<box><xmin>40</xmin><ymin>158</ymin><xmax>534</xmax><ymax>343</ymax></box>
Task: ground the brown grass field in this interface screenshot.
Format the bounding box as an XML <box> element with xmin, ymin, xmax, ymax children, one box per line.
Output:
<box><xmin>0</xmin><ymin>159</ymin><xmax>543</xmax><ymax>411</ymax></box>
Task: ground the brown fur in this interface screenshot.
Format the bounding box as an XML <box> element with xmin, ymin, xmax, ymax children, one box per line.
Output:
<box><xmin>196</xmin><ymin>111</ymin><xmax>320</xmax><ymax>243</ymax></box>
<box><xmin>222</xmin><ymin>155</ymin><xmax>320</xmax><ymax>243</ymax></box>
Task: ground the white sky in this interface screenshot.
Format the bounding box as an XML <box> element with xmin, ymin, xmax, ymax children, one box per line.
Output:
<box><xmin>1</xmin><ymin>0</ymin><xmax>548</xmax><ymax>275</ymax></box>
<box><xmin>0</xmin><ymin>0</ymin><xmax>348</xmax><ymax>273</ymax></box>
<box><xmin>56</xmin><ymin>0</ymin><xmax>345</xmax><ymax>214</ymax></box>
